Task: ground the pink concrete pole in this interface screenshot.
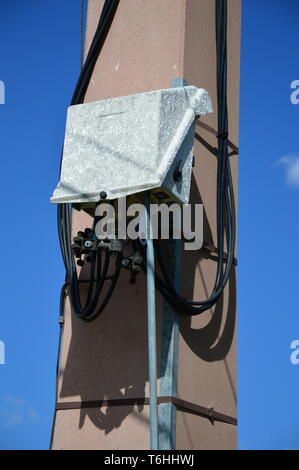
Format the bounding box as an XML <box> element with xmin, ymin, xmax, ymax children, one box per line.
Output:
<box><xmin>51</xmin><ymin>0</ymin><xmax>241</xmax><ymax>450</ymax></box>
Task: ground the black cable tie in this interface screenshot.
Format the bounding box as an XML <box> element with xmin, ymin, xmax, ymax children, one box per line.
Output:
<box><xmin>217</xmin><ymin>131</ymin><xmax>228</xmax><ymax>140</ymax></box>
<box><xmin>208</xmin><ymin>407</ymin><xmax>215</xmax><ymax>425</ymax></box>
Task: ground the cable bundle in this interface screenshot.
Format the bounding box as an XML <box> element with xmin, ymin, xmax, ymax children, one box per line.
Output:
<box><xmin>57</xmin><ymin>0</ymin><xmax>121</xmax><ymax>322</ymax></box>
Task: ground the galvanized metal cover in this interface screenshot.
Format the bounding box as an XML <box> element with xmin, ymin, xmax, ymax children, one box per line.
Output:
<box><xmin>51</xmin><ymin>86</ymin><xmax>212</xmax><ymax>204</ymax></box>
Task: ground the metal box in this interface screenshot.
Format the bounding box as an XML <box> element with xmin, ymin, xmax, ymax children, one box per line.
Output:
<box><xmin>51</xmin><ymin>86</ymin><xmax>212</xmax><ymax>206</ymax></box>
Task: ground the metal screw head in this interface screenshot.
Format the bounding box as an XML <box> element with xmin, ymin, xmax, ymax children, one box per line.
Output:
<box><xmin>122</xmin><ymin>258</ymin><xmax>130</xmax><ymax>268</ymax></box>
<box><xmin>173</xmin><ymin>160</ymin><xmax>183</xmax><ymax>182</ymax></box>
<box><xmin>100</xmin><ymin>191</ymin><xmax>107</xmax><ymax>199</ymax></box>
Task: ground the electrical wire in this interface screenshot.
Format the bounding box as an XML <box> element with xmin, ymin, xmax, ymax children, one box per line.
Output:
<box><xmin>80</xmin><ymin>0</ymin><xmax>85</xmax><ymax>71</ymax></box>
<box><xmin>49</xmin><ymin>283</ymin><xmax>67</xmax><ymax>449</ymax></box>
<box><xmin>57</xmin><ymin>0</ymin><xmax>120</xmax><ymax>322</ymax></box>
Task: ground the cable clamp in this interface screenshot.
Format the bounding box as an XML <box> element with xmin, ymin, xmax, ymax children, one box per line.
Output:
<box><xmin>217</xmin><ymin>131</ymin><xmax>228</xmax><ymax>141</ymax></box>
<box><xmin>208</xmin><ymin>407</ymin><xmax>215</xmax><ymax>425</ymax></box>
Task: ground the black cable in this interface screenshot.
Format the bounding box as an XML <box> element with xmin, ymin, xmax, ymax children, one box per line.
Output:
<box><xmin>71</xmin><ymin>0</ymin><xmax>119</xmax><ymax>106</ymax></box>
<box><xmin>57</xmin><ymin>0</ymin><xmax>120</xmax><ymax>322</ymax></box>
<box><xmin>80</xmin><ymin>253</ymin><xmax>122</xmax><ymax>323</ymax></box>
<box><xmin>49</xmin><ymin>283</ymin><xmax>67</xmax><ymax>449</ymax></box>
<box><xmin>80</xmin><ymin>0</ymin><xmax>85</xmax><ymax>71</ymax></box>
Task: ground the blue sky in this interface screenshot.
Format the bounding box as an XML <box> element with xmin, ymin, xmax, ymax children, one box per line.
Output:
<box><xmin>0</xmin><ymin>0</ymin><xmax>298</xmax><ymax>450</ymax></box>
<box><xmin>238</xmin><ymin>0</ymin><xmax>299</xmax><ymax>450</ymax></box>
<box><xmin>0</xmin><ymin>0</ymin><xmax>83</xmax><ymax>450</ymax></box>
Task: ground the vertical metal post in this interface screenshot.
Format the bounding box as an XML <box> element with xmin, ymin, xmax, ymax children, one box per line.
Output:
<box><xmin>159</xmin><ymin>239</ymin><xmax>181</xmax><ymax>449</ymax></box>
<box><xmin>145</xmin><ymin>193</ymin><xmax>159</xmax><ymax>450</ymax></box>
<box><xmin>158</xmin><ymin>78</ymin><xmax>187</xmax><ymax>449</ymax></box>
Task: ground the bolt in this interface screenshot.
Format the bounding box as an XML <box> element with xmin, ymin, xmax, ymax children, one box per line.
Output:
<box><xmin>132</xmin><ymin>265</ymin><xmax>141</xmax><ymax>273</ymax></box>
<box><xmin>100</xmin><ymin>191</ymin><xmax>107</xmax><ymax>200</ymax></box>
<box><xmin>122</xmin><ymin>258</ymin><xmax>130</xmax><ymax>268</ymax></box>
<box><xmin>173</xmin><ymin>160</ymin><xmax>183</xmax><ymax>182</ymax></box>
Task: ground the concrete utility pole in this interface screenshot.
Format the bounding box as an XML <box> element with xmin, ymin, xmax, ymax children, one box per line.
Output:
<box><xmin>51</xmin><ymin>0</ymin><xmax>241</xmax><ymax>450</ymax></box>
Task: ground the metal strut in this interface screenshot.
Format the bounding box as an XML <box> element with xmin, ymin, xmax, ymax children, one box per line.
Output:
<box><xmin>145</xmin><ymin>194</ymin><xmax>159</xmax><ymax>450</ymax></box>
